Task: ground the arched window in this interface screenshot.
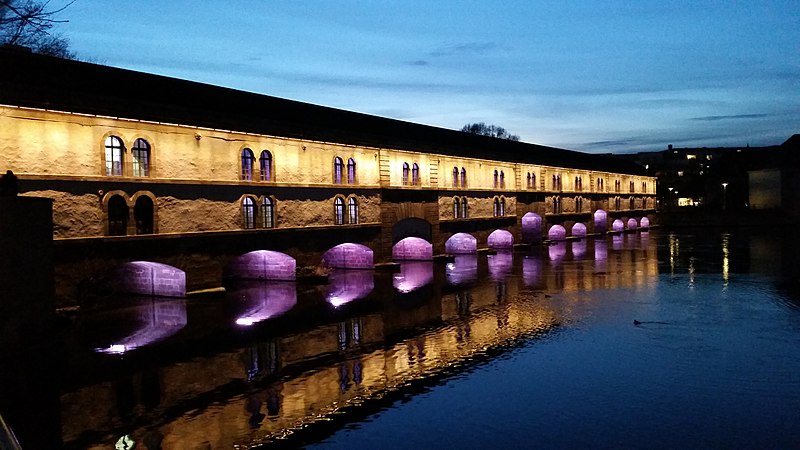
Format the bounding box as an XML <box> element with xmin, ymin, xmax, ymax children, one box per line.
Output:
<box><xmin>557</xmin><ymin>175</ymin><xmax>562</xmax><ymax>190</ymax></box>
<box><xmin>134</xmin><ymin>195</ymin><xmax>154</xmax><ymax>234</ymax></box>
<box><xmin>131</xmin><ymin>138</ymin><xmax>150</xmax><ymax>177</ymax></box>
<box><xmin>461</xmin><ymin>197</ymin><xmax>468</xmax><ymax>218</ymax></box>
<box><xmin>527</xmin><ymin>173</ymin><xmax>531</xmax><ymax>188</ymax></box>
<box><xmin>576</xmin><ymin>196</ymin><xmax>583</xmax><ymax>213</ymax></box>
<box><xmin>402</xmin><ymin>162</ymin><xmax>410</xmax><ymax>185</ymax></box>
<box><xmin>334</xmin><ymin>197</ymin><xmax>345</xmax><ymax>225</ymax></box>
<box><xmin>499</xmin><ymin>171</ymin><xmax>505</xmax><ymax>188</ymax></box>
<box><xmin>107</xmin><ymin>194</ymin><xmax>128</xmax><ymax>235</ymax></box>
<box><xmin>259</xmin><ymin>150</ymin><xmax>272</xmax><ymax>181</ymax></box>
<box><xmin>630</xmin><ymin>181</ymin><xmax>635</xmax><ymax>193</ymax></box>
<box><xmin>615</xmin><ymin>197</ymin><xmax>621</xmax><ymax>210</ymax></box>
<box><xmin>241</xmin><ymin>148</ymin><xmax>255</xmax><ymax>181</ymax></box>
<box><xmin>552</xmin><ymin>174</ymin><xmax>557</xmax><ymax>190</ymax></box>
<box><xmin>460</xmin><ymin>167</ymin><xmax>467</xmax><ymax>187</ymax></box>
<box><xmin>347</xmin><ymin>158</ymin><xmax>356</xmax><ymax>184</ymax></box>
<box><xmin>531</xmin><ymin>173</ymin><xmax>536</xmax><ymax>190</ymax></box>
<box><xmin>348</xmin><ymin>197</ymin><xmax>359</xmax><ymax>224</ymax></box>
<box><xmin>642</xmin><ymin>181</ymin><xmax>647</xmax><ymax>192</ymax></box>
<box><xmin>333</xmin><ymin>157</ymin><xmax>344</xmax><ymax>184</ymax></box>
<box><xmin>500</xmin><ymin>197</ymin><xmax>506</xmax><ymax>216</ymax></box>
<box><xmin>104</xmin><ymin>135</ymin><xmax>124</xmax><ymax>176</ymax></box>
<box><xmin>553</xmin><ymin>196</ymin><xmax>562</xmax><ymax>214</ymax></box>
<box><xmin>242</xmin><ymin>197</ymin><xmax>256</xmax><ymax>229</ymax></box>
<box><xmin>453</xmin><ymin>166</ymin><xmax>459</xmax><ymax>187</ymax></box>
<box><xmin>493</xmin><ymin>197</ymin><xmax>501</xmax><ymax>217</ymax></box>
<box><xmin>494</xmin><ymin>170</ymin><xmax>499</xmax><ymax>188</ymax></box>
<box><xmin>453</xmin><ymin>197</ymin><xmax>460</xmax><ymax>219</ymax></box>
<box><xmin>412</xmin><ymin>163</ymin><xmax>420</xmax><ymax>185</ymax></box>
<box><xmin>630</xmin><ymin>197</ymin><xmax>635</xmax><ymax>210</ymax></box>
<box><xmin>261</xmin><ymin>197</ymin><xmax>274</xmax><ymax>228</ymax></box>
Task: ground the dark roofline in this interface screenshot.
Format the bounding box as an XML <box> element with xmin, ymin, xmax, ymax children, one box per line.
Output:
<box><xmin>0</xmin><ymin>47</ymin><xmax>647</xmax><ymax>176</ymax></box>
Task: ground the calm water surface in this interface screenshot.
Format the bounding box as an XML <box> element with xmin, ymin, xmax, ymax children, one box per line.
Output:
<box><xmin>6</xmin><ymin>229</ymin><xmax>800</xmax><ymax>449</ymax></box>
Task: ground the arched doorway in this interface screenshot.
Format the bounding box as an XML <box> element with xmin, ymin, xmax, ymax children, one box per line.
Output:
<box><xmin>134</xmin><ymin>195</ymin><xmax>154</xmax><ymax>235</ymax></box>
<box><xmin>393</xmin><ymin>237</ymin><xmax>433</xmax><ymax>261</ymax></box>
<box><xmin>522</xmin><ymin>212</ymin><xmax>543</xmax><ymax>243</ymax></box>
<box><xmin>108</xmin><ymin>195</ymin><xmax>129</xmax><ymax>236</ymax></box>
<box><xmin>593</xmin><ymin>209</ymin><xmax>607</xmax><ymax>233</ymax></box>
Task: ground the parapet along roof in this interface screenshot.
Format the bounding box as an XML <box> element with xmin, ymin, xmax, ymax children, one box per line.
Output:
<box><xmin>0</xmin><ymin>47</ymin><xmax>645</xmax><ymax>176</ymax></box>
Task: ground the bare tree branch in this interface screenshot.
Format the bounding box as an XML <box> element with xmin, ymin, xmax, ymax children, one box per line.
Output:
<box><xmin>0</xmin><ymin>0</ymin><xmax>75</xmax><ymax>58</ymax></box>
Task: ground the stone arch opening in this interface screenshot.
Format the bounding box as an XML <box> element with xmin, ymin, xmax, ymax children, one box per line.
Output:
<box><xmin>133</xmin><ymin>195</ymin><xmax>154</xmax><ymax>235</ymax></box>
<box><xmin>593</xmin><ymin>209</ymin><xmax>607</xmax><ymax>233</ymax></box>
<box><xmin>225</xmin><ymin>250</ymin><xmax>296</xmax><ymax>281</ymax></box>
<box><xmin>392</xmin><ymin>217</ymin><xmax>432</xmax><ymax>245</ymax></box>
<box><xmin>548</xmin><ymin>224</ymin><xmax>566</xmax><ymax>241</ymax></box>
<box><xmin>627</xmin><ymin>218</ymin><xmax>638</xmax><ymax>230</ymax></box>
<box><xmin>487</xmin><ymin>229</ymin><xmax>514</xmax><ymax>249</ymax></box>
<box><xmin>393</xmin><ymin>237</ymin><xmax>433</xmax><ymax>261</ymax></box>
<box><xmin>112</xmin><ymin>261</ymin><xmax>186</xmax><ymax>298</ymax></box>
<box><xmin>612</xmin><ymin>219</ymin><xmax>625</xmax><ymax>232</ymax></box>
<box><xmin>445</xmin><ymin>233</ymin><xmax>477</xmax><ymax>254</ymax></box>
<box><xmin>522</xmin><ymin>212</ymin><xmax>543</xmax><ymax>243</ymax></box>
<box><xmin>571</xmin><ymin>222</ymin><xmax>587</xmax><ymax>238</ymax></box>
<box><xmin>322</xmin><ymin>243</ymin><xmax>374</xmax><ymax>269</ymax></box>
<box><xmin>640</xmin><ymin>217</ymin><xmax>651</xmax><ymax>229</ymax></box>
<box><xmin>107</xmin><ymin>194</ymin><xmax>129</xmax><ymax>236</ymax></box>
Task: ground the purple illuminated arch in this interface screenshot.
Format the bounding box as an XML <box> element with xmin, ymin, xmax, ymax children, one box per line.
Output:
<box><xmin>548</xmin><ymin>225</ymin><xmax>567</xmax><ymax>241</ymax></box>
<box><xmin>114</xmin><ymin>261</ymin><xmax>185</xmax><ymax>297</ymax></box>
<box><xmin>522</xmin><ymin>212</ymin><xmax>543</xmax><ymax>242</ymax></box>
<box><xmin>97</xmin><ymin>297</ymin><xmax>187</xmax><ymax>354</ymax></box>
<box><xmin>571</xmin><ymin>239</ymin><xmax>587</xmax><ymax>259</ymax></box>
<box><xmin>445</xmin><ymin>233</ymin><xmax>477</xmax><ymax>254</ymax></box>
<box><xmin>327</xmin><ymin>270</ymin><xmax>374</xmax><ymax>307</ymax></box>
<box><xmin>612</xmin><ymin>219</ymin><xmax>625</xmax><ymax>232</ymax></box>
<box><xmin>488</xmin><ymin>251</ymin><xmax>513</xmax><ymax>281</ymax></box>
<box><xmin>593</xmin><ymin>209</ymin><xmax>608</xmax><ymax>233</ymax></box>
<box><xmin>226</xmin><ymin>250</ymin><xmax>296</xmax><ymax>281</ymax></box>
<box><xmin>393</xmin><ymin>237</ymin><xmax>433</xmax><ymax>261</ymax></box>
<box><xmin>229</xmin><ymin>281</ymin><xmax>297</xmax><ymax>326</ymax></box>
<box><xmin>393</xmin><ymin>261</ymin><xmax>434</xmax><ymax>293</ymax></box>
<box><xmin>446</xmin><ymin>254</ymin><xmax>478</xmax><ymax>285</ymax></box>
<box><xmin>487</xmin><ymin>229</ymin><xmax>514</xmax><ymax>249</ymax></box>
<box><xmin>571</xmin><ymin>222</ymin><xmax>587</xmax><ymax>238</ymax></box>
<box><xmin>627</xmin><ymin>218</ymin><xmax>638</xmax><ymax>230</ymax></box>
<box><xmin>640</xmin><ymin>217</ymin><xmax>651</xmax><ymax>229</ymax></box>
<box><xmin>322</xmin><ymin>243</ymin><xmax>374</xmax><ymax>269</ymax></box>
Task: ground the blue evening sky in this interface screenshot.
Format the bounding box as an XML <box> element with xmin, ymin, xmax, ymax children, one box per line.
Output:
<box><xmin>58</xmin><ymin>1</ymin><xmax>799</xmax><ymax>153</ymax></box>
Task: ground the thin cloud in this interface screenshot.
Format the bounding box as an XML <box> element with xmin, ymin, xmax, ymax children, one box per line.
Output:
<box><xmin>407</xmin><ymin>60</ymin><xmax>429</xmax><ymax>66</ymax></box>
<box><xmin>429</xmin><ymin>42</ymin><xmax>499</xmax><ymax>58</ymax></box>
<box><xmin>689</xmin><ymin>114</ymin><xmax>770</xmax><ymax>121</ymax></box>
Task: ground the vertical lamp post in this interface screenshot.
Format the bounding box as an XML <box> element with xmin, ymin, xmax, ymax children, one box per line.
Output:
<box><xmin>722</xmin><ymin>182</ymin><xmax>728</xmax><ymax>211</ymax></box>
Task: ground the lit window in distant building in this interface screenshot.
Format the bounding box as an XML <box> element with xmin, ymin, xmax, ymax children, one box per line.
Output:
<box><xmin>707</xmin><ymin>155</ymin><xmax>713</xmax><ymax>160</ymax></box>
<box><xmin>131</xmin><ymin>138</ymin><xmax>150</xmax><ymax>177</ymax></box>
<box><xmin>104</xmin><ymin>135</ymin><xmax>124</xmax><ymax>176</ymax></box>
<box><xmin>412</xmin><ymin>163</ymin><xmax>420</xmax><ymax>185</ymax></box>
<box><xmin>261</xmin><ymin>197</ymin><xmax>274</xmax><ymax>228</ymax></box>
<box><xmin>402</xmin><ymin>162</ymin><xmax>410</xmax><ymax>185</ymax></box>
<box><xmin>260</xmin><ymin>150</ymin><xmax>272</xmax><ymax>181</ymax></box>
<box><xmin>242</xmin><ymin>197</ymin><xmax>256</xmax><ymax>229</ymax></box>
<box><xmin>347</xmin><ymin>158</ymin><xmax>356</xmax><ymax>184</ymax></box>
<box><xmin>334</xmin><ymin>197</ymin><xmax>345</xmax><ymax>224</ymax></box>
<box><xmin>678</xmin><ymin>171</ymin><xmax>684</xmax><ymax>177</ymax></box>
<box><xmin>348</xmin><ymin>197</ymin><xmax>358</xmax><ymax>224</ymax></box>
<box><xmin>686</xmin><ymin>154</ymin><xmax>696</xmax><ymax>160</ymax></box>
<box><xmin>241</xmin><ymin>148</ymin><xmax>255</xmax><ymax>181</ymax></box>
<box><xmin>334</xmin><ymin>157</ymin><xmax>344</xmax><ymax>184</ymax></box>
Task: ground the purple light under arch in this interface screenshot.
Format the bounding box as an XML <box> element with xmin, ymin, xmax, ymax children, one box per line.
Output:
<box><xmin>392</xmin><ymin>237</ymin><xmax>433</xmax><ymax>261</ymax></box>
<box><xmin>322</xmin><ymin>243</ymin><xmax>374</xmax><ymax>269</ymax></box>
<box><xmin>593</xmin><ymin>209</ymin><xmax>608</xmax><ymax>233</ymax></box>
<box><xmin>393</xmin><ymin>261</ymin><xmax>434</xmax><ymax>293</ymax></box>
<box><xmin>572</xmin><ymin>222</ymin><xmax>587</xmax><ymax>238</ymax></box>
<box><xmin>230</xmin><ymin>281</ymin><xmax>297</xmax><ymax>326</ymax></box>
<box><xmin>571</xmin><ymin>239</ymin><xmax>587</xmax><ymax>259</ymax></box>
<box><xmin>612</xmin><ymin>219</ymin><xmax>625</xmax><ymax>232</ymax></box>
<box><xmin>523</xmin><ymin>255</ymin><xmax>543</xmax><ymax>288</ymax></box>
<box><xmin>226</xmin><ymin>250</ymin><xmax>296</xmax><ymax>281</ymax></box>
<box><xmin>549</xmin><ymin>242</ymin><xmax>567</xmax><ymax>262</ymax></box>
<box><xmin>594</xmin><ymin>240</ymin><xmax>608</xmax><ymax>273</ymax></box>
<box><xmin>522</xmin><ymin>212</ymin><xmax>543</xmax><ymax>242</ymax></box>
<box><xmin>612</xmin><ymin>234</ymin><xmax>624</xmax><ymax>250</ymax></box>
<box><xmin>445</xmin><ymin>233</ymin><xmax>477</xmax><ymax>254</ymax></box>
<box><xmin>446</xmin><ymin>254</ymin><xmax>478</xmax><ymax>285</ymax></box>
<box><xmin>487</xmin><ymin>229</ymin><xmax>514</xmax><ymax>249</ymax></box>
<box><xmin>548</xmin><ymin>225</ymin><xmax>567</xmax><ymax>241</ymax></box>
<box><xmin>640</xmin><ymin>217</ymin><xmax>651</xmax><ymax>229</ymax></box>
<box><xmin>488</xmin><ymin>251</ymin><xmax>513</xmax><ymax>281</ymax></box>
<box><xmin>627</xmin><ymin>218</ymin><xmax>638</xmax><ymax>230</ymax></box>
<box><xmin>327</xmin><ymin>270</ymin><xmax>374</xmax><ymax>307</ymax></box>
<box><xmin>114</xmin><ymin>261</ymin><xmax>185</xmax><ymax>297</ymax></box>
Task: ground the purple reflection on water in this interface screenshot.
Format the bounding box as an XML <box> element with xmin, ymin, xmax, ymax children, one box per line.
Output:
<box><xmin>640</xmin><ymin>231</ymin><xmax>650</xmax><ymax>248</ymax></box>
<box><xmin>97</xmin><ymin>297</ymin><xmax>187</xmax><ymax>354</ymax></box>
<box><xmin>488</xmin><ymin>251</ymin><xmax>513</xmax><ymax>281</ymax></box>
<box><xmin>322</xmin><ymin>243</ymin><xmax>374</xmax><ymax>269</ymax></box>
<box><xmin>612</xmin><ymin>234</ymin><xmax>624</xmax><ymax>250</ymax></box>
<box><xmin>114</xmin><ymin>261</ymin><xmax>185</xmax><ymax>297</ymax></box>
<box><xmin>230</xmin><ymin>281</ymin><xmax>297</xmax><ymax>326</ymax></box>
<box><xmin>627</xmin><ymin>218</ymin><xmax>638</xmax><ymax>230</ymax></box>
<box><xmin>595</xmin><ymin>240</ymin><xmax>608</xmax><ymax>273</ymax></box>
<box><xmin>446</xmin><ymin>254</ymin><xmax>478</xmax><ymax>285</ymax></box>
<box><xmin>523</xmin><ymin>255</ymin><xmax>543</xmax><ymax>287</ymax></box>
<box><xmin>612</xmin><ymin>219</ymin><xmax>625</xmax><ymax>232</ymax></box>
<box><xmin>445</xmin><ymin>233</ymin><xmax>477</xmax><ymax>254</ymax></box>
<box><xmin>392</xmin><ymin>237</ymin><xmax>433</xmax><ymax>261</ymax></box>
<box><xmin>522</xmin><ymin>212</ymin><xmax>543</xmax><ymax>242</ymax></box>
<box><xmin>572</xmin><ymin>222</ymin><xmax>587</xmax><ymax>238</ymax></box>
<box><xmin>549</xmin><ymin>242</ymin><xmax>567</xmax><ymax>262</ymax></box>
<box><xmin>640</xmin><ymin>217</ymin><xmax>651</xmax><ymax>229</ymax></box>
<box><xmin>571</xmin><ymin>239</ymin><xmax>587</xmax><ymax>259</ymax></box>
<box><xmin>487</xmin><ymin>229</ymin><xmax>514</xmax><ymax>249</ymax></box>
<box><xmin>393</xmin><ymin>261</ymin><xmax>434</xmax><ymax>293</ymax></box>
<box><xmin>225</xmin><ymin>250</ymin><xmax>296</xmax><ymax>281</ymax></box>
<box><xmin>594</xmin><ymin>209</ymin><xmax>608</xmax><ymax>233</ymax></box>
<box><xmin>327</xmin><ymin>270</ymin><xmax>374</xmax><ymax>307</ymax></box>
<box><xmin>548</xmin><ymin>225</ymin><xmax>567</xmax><ymax>241</ymax></box>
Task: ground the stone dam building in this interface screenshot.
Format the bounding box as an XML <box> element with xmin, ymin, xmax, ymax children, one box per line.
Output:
<box><xmin>0</xmin><ymin>47</ymin><xmax>656</xmax><ymax>306</ymax></box>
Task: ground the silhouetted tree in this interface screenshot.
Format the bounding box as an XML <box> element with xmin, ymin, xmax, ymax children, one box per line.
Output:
<box><xmin>460</xmin><ymin>122</ymin><xmax>520</xmax><ymax>141</ymax></box>
<box><xmin>0</xmin><ymin>0</ymin><xmax>75</xmax><ymax>58</ymax></box>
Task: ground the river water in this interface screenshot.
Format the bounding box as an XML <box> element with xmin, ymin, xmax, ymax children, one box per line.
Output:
<box><xmin>7</xmin><ymin>228</ymin><xmax>800</xmax><ymax>448</ymax></box>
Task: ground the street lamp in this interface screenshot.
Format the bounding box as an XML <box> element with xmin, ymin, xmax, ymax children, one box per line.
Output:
<box><xmin>667</xmin><ymin>187</ymin><xmax>673</xmax><ymax>210</ymax></box>
<box><xmin>722</xmin><ymin>182</ymin><xmax>728</xmax><ymax>211</ymax></box>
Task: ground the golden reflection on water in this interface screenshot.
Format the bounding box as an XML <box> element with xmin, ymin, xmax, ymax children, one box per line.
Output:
<box><xmin>63</xmin><ymin>235</ymin><xmax>659</xmax><ymax>449</ymax></box>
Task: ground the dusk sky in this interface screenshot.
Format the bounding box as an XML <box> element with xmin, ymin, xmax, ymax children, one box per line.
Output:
<box><xmin>58</xmin><ymin>1</ymin><xmax>798</xmax><ymax>153</ymax></box>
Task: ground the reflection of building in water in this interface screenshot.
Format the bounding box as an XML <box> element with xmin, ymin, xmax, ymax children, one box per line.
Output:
<box><xmin>228</xmin><ymin>282</ymin><xmax>297</xmax><ymax>326</ymax></box>
<box><xmin>488</xmin><ymin>251</ymin><xmax>513</xmax><ymax>281</ymax></box>
<box><xmin>338</xmin><ymin>318</ymin><xmax>363</xmax><ymax>351</ymax></box>
<box><xmin>393</xmin><ymin>262</ymin><xmax>434</xmax><ymax>293</ymax></box>
<box><xmin>95</xmin><ymin>297</ymin><xmax>187</xmax><ymax>354</ymax></box>
<box><xmin>327</xmin><ymin>270</ymin><xmax>375</xmax><ymax>307</ymax></box>
<box><xmin>446</xmin><ymin>255</ymin><xmax>479</xmax><ymax>286</ymax></box>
